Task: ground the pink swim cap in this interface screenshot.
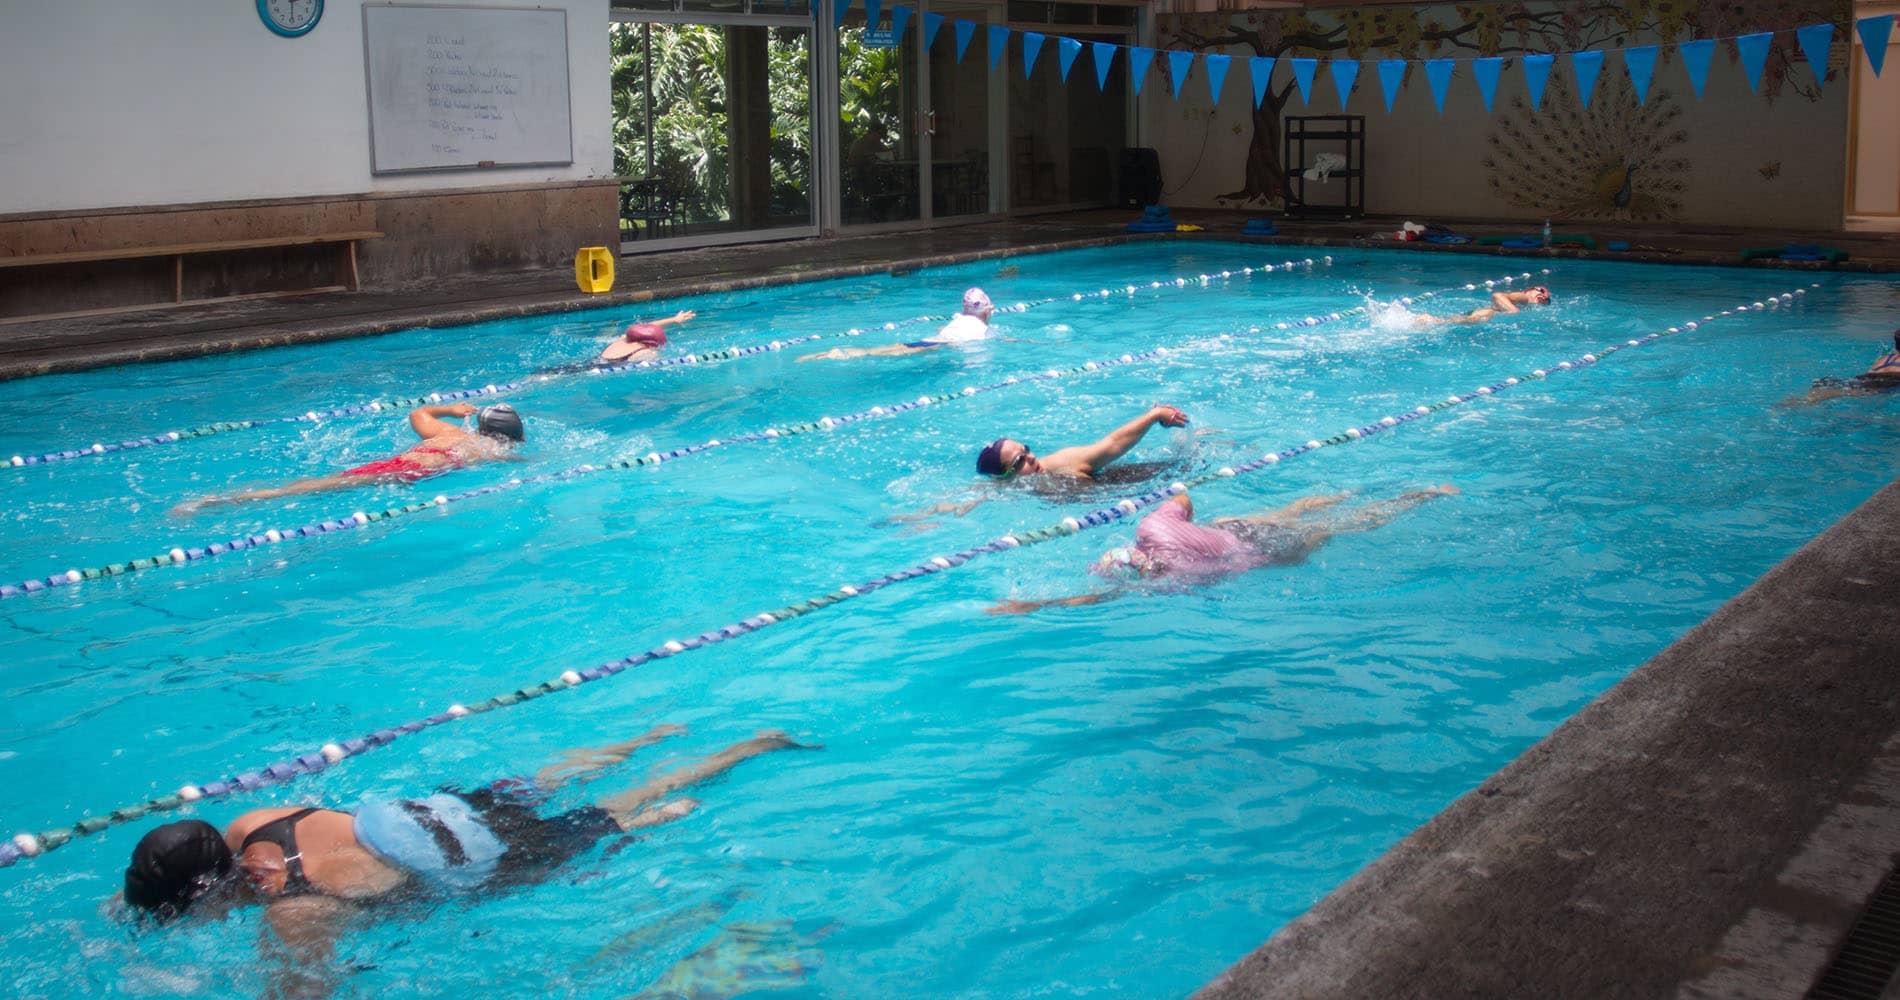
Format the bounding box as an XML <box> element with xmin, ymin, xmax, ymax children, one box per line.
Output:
<box><xmin>962</xmin><ymin>288</ymin><xmax>993</xmax><ymax>316</ymax></box>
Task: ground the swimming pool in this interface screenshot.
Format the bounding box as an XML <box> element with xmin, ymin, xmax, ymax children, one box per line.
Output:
<box><xmin>2</xmin><ymin>243</ymin><xmax>1897</xmax><ymax>998</ymax></box>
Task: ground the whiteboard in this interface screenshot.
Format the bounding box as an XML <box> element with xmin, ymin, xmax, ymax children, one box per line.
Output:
<box><xmin>362</xmin><ymin>4</ymin><xmax>573</xmax><ymax>173</ymax></box>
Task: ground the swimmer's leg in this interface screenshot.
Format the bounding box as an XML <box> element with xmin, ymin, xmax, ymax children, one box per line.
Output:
<box><xmin>172</xmin><ymin>474</ymin><xmax>365</xmax><ymax>515</ymax></box>
<box><xmin>1214</xmin><ymin>491</ymin><xmax>1351</xmax><ymax>529</ymax></box>
<box><xmin>535</xmin><ymin>723</ymin><xmax>687</xmax><ymax>791</ymax></box>
<box><xmin>1326</xmin><ymin>484</ymin><xmax>1459</xmax><ymax>533</ymax></box>
<box><xmin>595</xmin><ymin>730</ymin><xmax>819</xmax><ymax>831</ymax></box>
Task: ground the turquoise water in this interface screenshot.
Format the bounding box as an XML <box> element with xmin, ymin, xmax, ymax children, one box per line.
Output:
<box><xmin>1</xmin><ymin>243</ymin><xmax>1897</xmax><ymax>998</ymax></box>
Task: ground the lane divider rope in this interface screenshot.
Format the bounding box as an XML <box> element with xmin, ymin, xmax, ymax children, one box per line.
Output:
<box><xmin>0</xmin><ymin>267</ymin><xmax>1533</xmax><ymax>602</ymax></box>
<box><xmin>0</xmin><ymin>281</ymin><xmax>1813</xmax><ymax>871</ymax></box>
<box><xmin>6</xmin><ymin>256</ymin><xmax>1336</xmax><ymax>470</ymax></box>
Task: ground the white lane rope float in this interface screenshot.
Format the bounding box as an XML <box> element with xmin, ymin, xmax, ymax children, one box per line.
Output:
<box><xmin>4</xmin><ymin>257</ymin><xmax>1336</xmax><ymax>470</ymax></box>
<box><xmin>0</xmin><ymin>268</ymin><xmax>1534</xmax><ymax>602</ymax></box>
<box><xmin>0</xmin><ymin>284</ymin><xmax>1814</xmax><ymax>870</ymax></box>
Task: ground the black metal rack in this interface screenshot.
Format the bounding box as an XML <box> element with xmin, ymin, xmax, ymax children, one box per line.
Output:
<box><xmin>1282</xmin><ymin>115</ymin><xmax>1365</xmax><ymax>219</ymax></box>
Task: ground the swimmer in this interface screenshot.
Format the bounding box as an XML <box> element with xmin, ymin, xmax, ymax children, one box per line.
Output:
<box><xmin>1416</xmin><ymin>286</ymin><xmax>1553</xmax><ymax>325</ymax></box>
<box><xmin>798</xmin><ymin>288</ymin><xmax>994</xmax><ymax>361</ymax></box>
<box><xmin>987</xmin><ymin>485</ymin><xmax>1457</xmax><ymax>614</ymax></box>
<box><xmin>171</xmin><ymin>403</ymin><xmax>524</xmax><ymax>514</ymax></box>
<box><xmin>599</xmin><ymin>309</ymin><xmax>697</xmax><ymax>364</ymax></box>
<box><xmin>889</xmin><ymin>405</ymin><xmax>1193</xmax><ymax>527</ymax></box>
<box><xmin>120</xmin><ymin>727</ymin><xmax>816</xmax><ymax>994</ymax></box>
<box><xmin>1788</xmin><ymin>329</ymin><xmax>1900</xmax><ymax>405</ymax></box>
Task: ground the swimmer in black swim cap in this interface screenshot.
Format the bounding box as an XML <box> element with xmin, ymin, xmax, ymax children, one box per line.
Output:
<box><xmin>172</xmin><ymin>402</ymin><xmax>526</xmax><ymax>514</ymax></box>
<box><xmin>1790</xmin><ymin>327</ymin><xmax>1900</xmax><ymax>405</ymax></box>
<box><xmin>123</xmin><ymin>819</ymin><xmax>238</xmax><ymax>921</ymax></box>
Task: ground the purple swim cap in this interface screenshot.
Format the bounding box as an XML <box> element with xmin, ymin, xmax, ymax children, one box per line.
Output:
<box><xmin>976</xmin><ymin>438</ymin><xmax>1009</xmax><ymax>477</ymax></box>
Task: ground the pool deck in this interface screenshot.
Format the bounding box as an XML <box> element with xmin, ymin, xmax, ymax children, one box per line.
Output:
<box><xmin>2</xmin><ymin>209</ymin><xmax>1896</xmax><ymax>380</ymax></box>
<box><xmin>8</xmin><ymin>211</ymin><xmax>1900</xmax><ymax>996</ymax></box>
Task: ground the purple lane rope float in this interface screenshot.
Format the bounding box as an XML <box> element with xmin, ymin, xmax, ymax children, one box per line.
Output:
<box><xmin>0</xmin><ymin>266</ymin><xmax>1526</xmax><ymax>603</ymax></box>
<box><xmin>0</xmin><ymin>282</ymin><xmax>1814</xmax><ymax>871</ymax></box>
<box><xmin>5</xmin><ymin>256</ymin><xmax>1336</xmax><ymax>471</ymax></box>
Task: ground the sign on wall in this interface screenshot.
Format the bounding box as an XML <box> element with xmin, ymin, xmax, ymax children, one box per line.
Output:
<box><xmin>362</xmin><ymin>3</ymin><xmax>574</xmax><ymax>173</ymax></box>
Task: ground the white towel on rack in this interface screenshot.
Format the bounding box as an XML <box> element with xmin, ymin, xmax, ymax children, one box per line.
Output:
<box><xmin>1303</xmin><ymin>152</ymin><xmax>1347</xmax><ymax>182</ymax></box>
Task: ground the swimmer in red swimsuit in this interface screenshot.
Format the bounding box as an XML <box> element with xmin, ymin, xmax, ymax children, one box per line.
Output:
<box><xmin>598</xmin><ymin>309</ymin><xmax>697</xmax><ymax>364</ymax></box>
<box><xmin>172</xmin><ymin>403</ymin><xmax>525</xmax><ymax>514</ymax></box>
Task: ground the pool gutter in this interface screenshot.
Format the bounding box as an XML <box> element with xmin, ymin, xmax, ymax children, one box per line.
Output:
<box><xmin>1195</xmin><ymin>476</ymin><xmax>1900</xmax><ymax>999</ymax></box>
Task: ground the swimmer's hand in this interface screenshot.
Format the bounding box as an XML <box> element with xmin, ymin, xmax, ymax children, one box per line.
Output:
<box><xmin>1152</xmin><ymin>405</ymin><xmax>1189</xmax><ymax>428</ymax></box>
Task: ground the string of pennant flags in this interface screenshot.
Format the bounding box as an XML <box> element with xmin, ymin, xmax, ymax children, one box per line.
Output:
<box><xmin>838</xmin><ymin>3</ymin><xmax>1894</xmax><ymax>114</ymax></box>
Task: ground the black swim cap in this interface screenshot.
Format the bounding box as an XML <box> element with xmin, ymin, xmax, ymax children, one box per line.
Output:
<box><xmin>124</xmin><ymin>820</ymin><xmax>233</xmax><ymax>919</ymax></box>
<box><xmin>477</xmin><ymin>403</ymin><xmax>525</xmax><ymax>442</ymax></box>
<box><xmin>1892</xmin><ymin>329</ymin><xmax>1899</xmax><ymax>352</ymax></box>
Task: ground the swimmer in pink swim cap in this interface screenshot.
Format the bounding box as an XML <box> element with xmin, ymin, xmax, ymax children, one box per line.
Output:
<box><xmin>987</xmin><ymin>484</ymin><xmax>1457</xmax><ymax>614</ymax></box>
<box><xmin>798</xmin><ymin>288</ymin><xmax>995</xmax><ymax>361</ymax></box>
<box><xmin>599</xmin><ymin>309</ymin><xmax>698</xmax><ymax>363</ymax></box>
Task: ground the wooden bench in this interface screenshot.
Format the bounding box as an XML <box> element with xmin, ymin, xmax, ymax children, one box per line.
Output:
<box><xmin>0</xmin><ymin>231</ymin><xmax>383</xmax><ymax>323</ymax></box>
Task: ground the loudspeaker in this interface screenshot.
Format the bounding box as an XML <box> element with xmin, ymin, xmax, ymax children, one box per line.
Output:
<box><xmin>1119</xmin><ymin>148</ymin><xmax>1161</xmax><ymax>208</ymax></box>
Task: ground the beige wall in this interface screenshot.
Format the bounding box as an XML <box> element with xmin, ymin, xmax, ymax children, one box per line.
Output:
<box><xmin>1145</xmin><ymin>1</ymin><xmax>1852</xmax><ymax>230</ymax></box>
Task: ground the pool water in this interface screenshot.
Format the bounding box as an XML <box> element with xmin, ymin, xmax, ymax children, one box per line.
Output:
<box><xmin>2</xmin><ymin>243</ymin><xmax>1897</xmax><ymax>998</ymax></box>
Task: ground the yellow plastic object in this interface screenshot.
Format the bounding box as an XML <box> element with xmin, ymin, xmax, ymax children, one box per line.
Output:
<box><xmin>574</xmin><ymin>247</ymin><xmax>615</xmax><ymax>294</ymax></box>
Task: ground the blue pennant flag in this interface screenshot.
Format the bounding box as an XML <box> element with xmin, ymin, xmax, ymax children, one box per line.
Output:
<box><xmin>890</xmin><ymin>5</ymin><xmax>911</xmax><ymax>43</ymax></box>
<box><xmin>1424</xmin><ymin>58</ymin><xmax>1454</xmax><ymax>113</ymax></box>
<box><xmin>987</xmin><ymin>25</ymin><xmax>1008</xmax><ymax>72</ymax></box>
<box><xmin>1329</xmin><ymin>59</ymin><xmax>1358</xmax><ymax>110</ymax></box>
<box><xmin>1624</xmin><ymin>45</ymin><xmax>1658</xmax><ymax>104</ymax></box>
<box><xmin>1377</xmin><ymin>59</ymin><xmax>1405</xmax><ymax>112</ymax></box>
<box><xmin>1206</xmin><ymin>53</ymin><xmax>1231</xmax><ymax>103</ymax></box>
<box><xmin>1523</xmin><ymin>53</ymin><xmax>1553</xmax><ymax>110</ymax></box>
<box><xmin>1249</xmin><ymin>56</ymin><xmax>1275</xmax><ymax>108</ymax></box>
<box><xmin>1678</xmin><ymin>38</ymin><xmax>1714</xmax><ymax>99</ymax></box>
<box><xmin>1290</xmin><ymin>57</ymin><xmax>1317</xmax><ymax>105</ymax></box>
<box><xmin>953</xmin><ymin>19</ymin><xmax>975</xmax><ymax>63</ymax></box>
<box><xmin>865</xmin><ymin>0</ymin><xmax>881</xmax><ymax>30</ymax></box>
<box><xmin>1472</xmin><ymin>56</ymin><xmax>1502</xmax><ymax>112</ymax></box>
<box><xmin>1796</xmin><ymin>23</ymin><xmax>1833</xmax><ymax>88</ymax></box>
<box><xmin>834</xmin><ymin>0</ymin><xmax>850</xmax><ymax>29</ymax></box>
<box><xmin>1093</xmin><ymin>42</ymin><xmax>1117</xmax><ymax>90</ymax></box>
<box><xmin>1168</xmin><ymin>50</ymin><xmax>1194</xmax><ymax>100</ymax></box>
<box><xmin>1736</xmin><ymin>31</ymin><xmax>1773</xmax><ymax>93</ymax></box>
<box><xmin>1860</xmin><ymin>15</ymin><xmax>1894</xmax><ymax>76</ymax></box>
<box><xmin>922</xmin><ymin>11</ymin><xmax>944</xmax><ymax>50</ymax></box>
<box><xmin>1058</xmin><ymin>37</ymin><xmax>1081</xmax><ymax>82</ymax></box>
<box><xmin>1572</xmin><ymin>49</ymin><xmax>1604</xmax><ymax>108</ymax></box>
<box><xmin>1022</xmin><ymin>31</ymin><xmax>1044</xmax><ymax>77</ymax></box>
<box><xmin>1128</xmin><ymin>47</ymin><xmax>1156</xmax><ymax>96</ymax></box>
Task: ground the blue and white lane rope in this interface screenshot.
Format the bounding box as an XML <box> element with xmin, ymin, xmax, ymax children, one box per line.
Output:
<box><xmin>5</xmin><ymin>256</ymin><xmax>1337</xmax><ymax>470</ymax></box>
<box><xmin>0</xmin><ymin>266</ymin><xmax>1530</xmax><ymax>603</ymax></box>
<box><xmin>0</xmin><ymin>284</ymin><xmax>1815</xmax><ymax>871</ymax></box>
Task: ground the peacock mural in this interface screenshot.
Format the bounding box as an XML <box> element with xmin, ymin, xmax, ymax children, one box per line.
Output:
<box><xmin>1481</xmin><ymin>71</ymin><xmax>1691</xmax><ymax>221</ymax></box>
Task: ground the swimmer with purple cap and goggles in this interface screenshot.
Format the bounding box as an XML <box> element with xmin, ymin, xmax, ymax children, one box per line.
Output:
<box><xmin>799</xmin><ymin>288</ymin><xmax>995</xmax><ymax>361</ymax></box>
<box><xmin>889</xmin><ymin>405</ymin><xmax>1191</xmax><ymax>527</ymax></box>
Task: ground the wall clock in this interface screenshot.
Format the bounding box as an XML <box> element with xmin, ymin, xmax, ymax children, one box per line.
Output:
<box><xmin>257</xmin><ymin>0</ymin><xmax>324</xmax><ymax>38</ymax></box>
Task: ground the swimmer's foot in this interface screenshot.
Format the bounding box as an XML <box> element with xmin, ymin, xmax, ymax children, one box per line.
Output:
<box><xmin>749</xmin><ymin>729</ymin><xmax>823</xmax><ymax>752</ymax></box>
<box><xmin>1430</xmin><ymin>483</ymin><xmax>1459</xmax><ymax>496</ymax></box>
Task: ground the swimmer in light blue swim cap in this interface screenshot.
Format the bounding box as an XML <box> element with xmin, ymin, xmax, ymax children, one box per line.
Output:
<box><xmin>121</xmin><ymin>727</ymin><xmax>816</xmax><ymax>988</ymax></box>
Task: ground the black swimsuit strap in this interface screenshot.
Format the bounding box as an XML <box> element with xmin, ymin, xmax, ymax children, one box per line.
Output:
<box><xmin>241</xmin><ymin>807</ymin><xmax>324</xmax><ymax>896</ymax></box>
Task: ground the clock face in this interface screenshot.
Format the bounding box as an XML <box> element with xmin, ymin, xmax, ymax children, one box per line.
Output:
<box><xmin>258</xmin><ymin>0</ymin><xmax>324</xmax><ymax>37</ymax></box>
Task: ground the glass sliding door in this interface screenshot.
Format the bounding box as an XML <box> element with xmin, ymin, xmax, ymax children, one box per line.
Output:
<box><xmin>925</xmin><ymin>0</ymin><xmax>995</xmax><ymax>218</ymax></box>
<box><xmin>610</xmin><ymin>10</ymin><xmax>816</xmax><ymax>249</ymax></box>
<box><xmin>837</xmin><ymin>7</ymin><xmax>922</xmax><ymax>225</ymax></box>
<box><xmin>1006</xmin><ymin>2</ymin><xmax>1132</xmax><ymax>212</ymax></box>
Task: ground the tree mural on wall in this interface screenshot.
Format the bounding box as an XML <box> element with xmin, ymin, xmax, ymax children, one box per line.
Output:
<box><xmin>1161</xmin><ymin>0</ymin><xmax>1845</xmax><ymax>212</ymax></box>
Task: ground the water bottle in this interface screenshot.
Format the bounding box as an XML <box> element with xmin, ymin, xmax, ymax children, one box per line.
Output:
<box><xmin>1542</xmin><ymin>218</ymin><xmax>1552</xmax><ymax>248</ymax></box>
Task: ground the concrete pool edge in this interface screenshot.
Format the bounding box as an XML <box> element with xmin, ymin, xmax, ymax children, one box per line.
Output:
<box><xmin>1194</xmin><ymin>476</ymin><xmax>1900</xmax><ymax>998</ymax></box>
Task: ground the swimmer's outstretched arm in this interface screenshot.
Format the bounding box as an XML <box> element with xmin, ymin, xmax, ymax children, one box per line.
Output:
<box><xmin>650</xmin><ymin>309</ymin><xmax>697</xmax><ymax>329</ymax></box>
<box><xmin>1044</xmin><ymin>405</ymin><xmax>1188</xmax><ymax>474</ymax></box>
<box><xmin>986</xmin><ymin>591</ymin><xmax>1122</xmax><ymax>615</ymax></box>
<box><xmin>1489</xmin><ymin>291</ymin><xmax>1521</xmax><ymax>314</ymax></box>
